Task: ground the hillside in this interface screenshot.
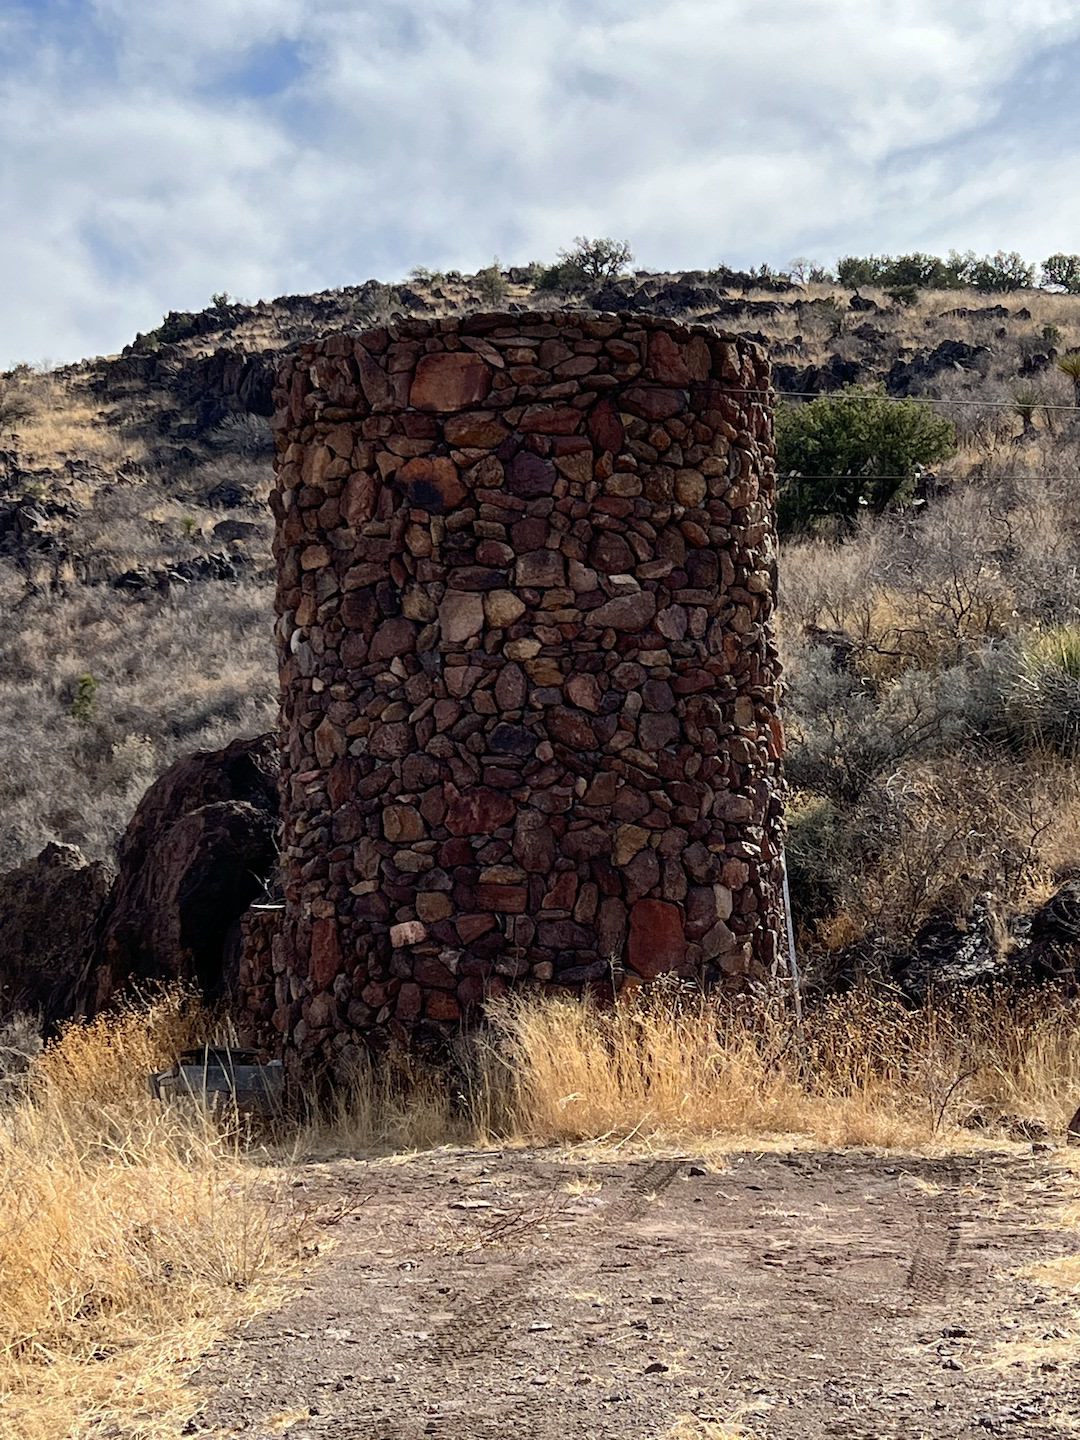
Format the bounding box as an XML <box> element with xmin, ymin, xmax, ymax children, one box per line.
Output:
<box><xmin>4</xmin><ymin>263</ymin><xmax>1080</xmax><ymax>986</ymax></box>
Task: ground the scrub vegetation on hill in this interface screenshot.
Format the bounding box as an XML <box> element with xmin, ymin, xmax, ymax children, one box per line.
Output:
<box><xmin>4</xmin><ymin>248</ymin><xmax>1080</xmax><ymax>989</ymax></box>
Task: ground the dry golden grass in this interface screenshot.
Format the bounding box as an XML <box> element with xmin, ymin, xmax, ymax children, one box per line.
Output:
<box><xmin>0</xmin><ymin>994</ymin><xmax>308</xmax><ymax>1440</ymax></box>
<box><xmin>467</xmin><ymin>983</ymin><xmax>1080</xmax><ymax>1153</ymax></box>
<box><xmin>5</xmin><ymin>372</ymin><xmax>146</xmax><ymax>470</ymax></box>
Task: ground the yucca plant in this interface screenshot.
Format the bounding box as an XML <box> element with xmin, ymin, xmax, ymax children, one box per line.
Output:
<box><xmin>1008</xmin><ymin>626</ymin><xmax>1080</xmax><ymax>757</ymax></box>
<box><xmin>1056</xmin><ymin>349</ymin><xmax>1080</xmax><ymax>404</ymax></box>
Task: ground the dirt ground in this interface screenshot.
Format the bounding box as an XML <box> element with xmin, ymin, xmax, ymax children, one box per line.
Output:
<box><xmin>191</xmin><ymin>1147</ymin><xmax>1080</xmax><ymax>1439</ymax></box>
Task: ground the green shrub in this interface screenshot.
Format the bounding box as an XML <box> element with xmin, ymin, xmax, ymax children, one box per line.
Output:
<box><xmin>1042</xmin><ymin>324</ymin><xmax>1062</xmax><ymax>344</ymax></box>
<box><xmin>473</xmin><ymin>259</ymin><xmax>508</xmax><ymax>306</ymax></box>
<box><xmin>836</xmin><ymin>255</ymin><xmax>886</xmax><ymax>288</ymax></box>
<box><xmin>533</xmin><ymin>262</ymin><xmax>571</xmax><ymax>292</ymax></box>
<box><xmin>776</xmin><ymin>388</ymin><xmax>957</xmax><ymax>533</ymax></box>
<box><xmin>70</xmin><ymin>675</ymin><xmax>98</xmax><ymax>724</ymax></box>
<box><xmin>886</xmin><ymin>284</ymin><xmax>919</xmax><ymax>308</ymax></box>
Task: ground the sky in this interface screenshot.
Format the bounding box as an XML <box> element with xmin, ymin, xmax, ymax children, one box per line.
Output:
<box><xmin>4</xmin><ymin>0</ymin><xmax>1080</xmax><ymax>367</ymax></box>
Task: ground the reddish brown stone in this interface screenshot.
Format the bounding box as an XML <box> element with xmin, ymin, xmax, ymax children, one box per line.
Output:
<box><xmin>506</xmin><ymin>451</ymin><xmax>556</xmax><ymax>498</ymax></box>
<box><xmin>425</xmin><ymin>990</ymin><xmax>462</xmax><ymax>1022</ymax></box>
<box><xmin>369</xmin><ymin>616</ymin><xmax>417</xmax><ymax>661</ymax></box>
<box><xmin>445</xmin><ymin>786</ymin><xmax>516</xmax><ymax>836</ymax></box>
<box><xmin>395</xmin><ymin>982</ymin><xmax>423</xmax><ymax>1021</ymax></box>
<box><xmin>645</xmin><ymin>330</ymin><xmax>697</xmax><ymax>385</ymax></box>
<box><xmin>410</xmin><ymin>352</ymin><xmax>492</xmax><ymax>411</ymax></box>
<box><xmin>588</xmin><ymin>397</ymin><xmax>625</xmax><ymax>453</ymax></box>
<box><xmin>396</xmin><ymin>456</ymin><xmax>466</xmax><ymax>511</ymax></box>
<box><xmin>475</xmin><ymin>883</ymin><xmax>528</xmax><ymax>913</ymax></box>
<box><xmin>444</xmin><ymin>412</ymin><xmax>509</xmax><ymax>447</ymax></box>
<box><xmin>457</xmin><ymin>913</ymin><xmax>497</xmax><ymax>943</ymax></box>
<box><xmin>627</xmin><ymin>900</ymin><xmax>687</xmax><ymax>979</ymax></box>
<box><xmin>519</xmin><ymin>404</ymin><xmax>582</xmax><ymax>434</ymax></box>
<box><xmin>310</xmin><ymin>917</ymin><xmax>341</xmax><ymax>988</ymax></box>
<box><xmin>621</xmin><ymin>385</ymin><xmax>686</xmax><ymax>421</ymax></box>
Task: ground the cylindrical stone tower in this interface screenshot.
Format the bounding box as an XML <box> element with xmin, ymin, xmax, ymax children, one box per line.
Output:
<box><xmin>270</xmin><ymin>310</ymin><xmax>784</xmax><ymax>1074</ymax></box>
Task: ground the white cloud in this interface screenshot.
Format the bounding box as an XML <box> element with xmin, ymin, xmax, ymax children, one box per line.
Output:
<box><xmin>3</xmin><ymin>0</ymin><xmax>1080</xmax><ymax>365</ymax></box>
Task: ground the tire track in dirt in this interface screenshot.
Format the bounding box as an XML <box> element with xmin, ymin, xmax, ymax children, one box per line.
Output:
<box><xmin>343</xmin><ymin>1159</ymin><xmax>687</xmax><ymax>1440</ymax></box>
<box><xmin>904</xmin><ymin>1162</ymin><xmax>964</xmax><ymax>1306</ymax></box>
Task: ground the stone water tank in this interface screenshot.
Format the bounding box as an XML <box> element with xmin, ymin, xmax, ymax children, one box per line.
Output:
<box><xmin>269</xmin><ymin>310</ymin><xmax>785</xmax><ymax>1073</ymax></box>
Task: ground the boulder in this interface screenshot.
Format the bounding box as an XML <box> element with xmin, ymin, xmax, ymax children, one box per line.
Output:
<box><xmin>82</xmin><ymin>734</ymin><xmax>280</xmax><ymax>1014</ymax></box>
<box><xmin>0</xmin><ymin>843</ymin><xmax>113</xmax><ymax>1027</ymax></box>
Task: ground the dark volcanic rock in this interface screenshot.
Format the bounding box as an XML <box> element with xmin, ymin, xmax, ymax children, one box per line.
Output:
<box><xmin>886</xmin><ymin>340</ymin><xmax>991</xmax><ymax>395</ymax></box>
<box><xmin>773</xmin><ymin>355</ymin><xmax>865</xmax><ymax>394</ymax></box>
<box><xmin>1023</xmin><ymin>879</ymin><xmax>1080</xmax><ymax>983</ymax></box>
<box><xmin>83</xmin><ymin>734</ymin><xmax>280</xmax><ymax>1014</ymax></box>
<box><xmin>0</xmin><ymin>843</ymin><xmax>113</xmax><ymax>1027</ymax></box>
<box><xmin>895</xmin><ymin>893</ymin><xmax>1009</xmax><ymax>1001</ymax></box>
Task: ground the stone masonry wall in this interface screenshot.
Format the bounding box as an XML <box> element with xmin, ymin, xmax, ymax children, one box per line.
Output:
<box><xmin>270</xmin><ymin>310</ymin><xmax>784</xmax><ymax>1075</ymax></box>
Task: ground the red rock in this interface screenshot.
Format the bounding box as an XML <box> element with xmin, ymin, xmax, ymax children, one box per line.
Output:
<box><xmin>547</xmin><ymin>707</ymin><xmax>596</xmax><ymax>749</ymax></box>
<box><xmin>515</xmin><ymin>550</ymin><xmax>565</xmax><ymax>588</ymax></box>
<box><xmin>395</xmin><ymin>982</ymin><xmax>423</xmax><ymax>1021</ymax></box>
<box><xmin>425</xmin><ymin>990</ymin><xmax>462</xmax><ymax>1022</ymax></box>
<box><xmin>645</xmin><ymin>330</ymin><xmax>692</xmax><ymax>385</ymax></box>
<box><xmin>396</xmin><ymin>456</ymin><xmax>466</xmax><ymax>511</ymax></box>
<box><xmin>475</xmin><ymin>883</ymin><xmax>528</xmax><ymax>913</ymax></box>
<box><xmin>542</xmin><ymin>870</ymin><xmax>578</xmax><ymax>910</ymax></box>
<box><xmin>621</xmin><ymin>385</ymin><xmax>686</xmax><ymax>421</ymax></box>
<box><xmin>590</xmin><ymin>591</ymin><xmax>657</xmax><ymax>631</ymax></box>
<box><xmin>628</xmin><ymin>900</ymin><xmax>687</xmax><ymax>979</ymax></box>
<box><xmin>410</xmin><ymin>352</ymin><xmax>492</xmax><ymax>411</ymax></box>
<box><xmin>438</xmin><ymin>591</ymin><xmax>485</xmax><ymax>643</ymax></box>
<box><xmin>445</xmin><ymin>786</ymin><xmax>516</xmax><ymax>836</ymax></box>
<box><xmin>342</xmin><ymin>471</ymin><xmax>379</xmax><ymax>525</ymax></box>
<box><xmin>390</xmin><ymin>919</ymin><xmax>427</xmax><ymax>947</ymax></box>
<box><xmin>518</xmin><ymin>404</ymin><xmax>582</xmax><ymax>434</ymax></box>
<box><xmin>513</xmin><ymin>810</ymin><xmax>557</xmax><ymax>872</ymax></box>
<box><xmin>590</xmin><ymin>532</ymin><xmax>635</xmax><ymax>573</ymax></box>
<box><xmin>369</xmin><ymin>616</ymin><xmax>417</xmax><ymax>661</ymax></box>
<box><xmin>587</xmin><ymin>397</ymin><xmax>625</xmax><ymax>453</ymax></box>
<box><xmin>566</xmin><ymin>673</ymin><xmax>602</xmax><ymax>712</ymax></box>
<box><xmin>506</xmin><ymin>451</ymin><xmax>556</xmax><ymax>498</ymax></box>
<box><xmin>311</xmin><ymin>917</ymin><xmax>342</xmax><ymax>987</ymax></box>
<box><xmin>457</xmin><ymin>913</ymin><xmax>496</xmax><ymax>943</ymax></box>
<box><xmin>444</xmin><ymin>412</ymin><xmax>508</xmax><ymax>447</ymax></box>
<box><xmin>413</xmin><ymin>955</ymin><xmax>455</xmax><ymax>987</ymax></box>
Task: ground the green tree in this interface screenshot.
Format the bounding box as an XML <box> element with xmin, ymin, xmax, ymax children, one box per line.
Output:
<box><xmin>776</xmin><ymin>388</ymin><xmax>956</xmax><ymax>533</ymax></box>
<box><xmin>556</xmin><ymin>236</ymin><xmax>634</xmax><ymax>285</ymax></box>
<box><xmin>836</xmin><ymin>255</ymin><xmax>887</xmax><ymax>287</ymax></box>
<box><xmin>1041</xmin><ymin>254</ymin><xmax>1080</xmax><ymax>293</ymax></box>
<box><xmin>966</xmin><ymin>251</ymin><xmax>1034</xmax><ymax>292</ymax></box>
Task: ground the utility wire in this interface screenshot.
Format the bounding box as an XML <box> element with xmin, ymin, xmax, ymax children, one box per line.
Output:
<box><xmin>749</xmin><ymin>388</ymin><xmax>1080</xmax><ymax>413</ymax></box>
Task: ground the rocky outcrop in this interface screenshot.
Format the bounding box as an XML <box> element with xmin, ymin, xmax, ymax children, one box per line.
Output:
<box><xmin>82</xmin><ymin>734</ymin><xmax>280</xmax><ymax>1014</ymax></box>
<box><xmin>0</xmin><ymin>843</ymin><xmax>113</xmax><ymax>1026</ymax></box>
<box><xmin>886</xmin><ymin>340</ymin><xmax>992</xmax><ymax>396</ymax></box>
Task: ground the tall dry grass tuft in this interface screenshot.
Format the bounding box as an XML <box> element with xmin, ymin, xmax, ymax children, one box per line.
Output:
<box><xmin>469</xmin><ymin>983</ymin><xmax>1080</xmax><ymax>1152</ymax></box>
<box><xmin>0</xmin><ymin>993</ymin><xmax>307</xmax><ymax>1440</ymax></box>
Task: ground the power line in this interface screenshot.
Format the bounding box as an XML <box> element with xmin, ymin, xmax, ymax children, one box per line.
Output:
<box><xmin>757</xmin><ymin>388</ymin><xmax>1080</xmax><ymax>413</ymax></box>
